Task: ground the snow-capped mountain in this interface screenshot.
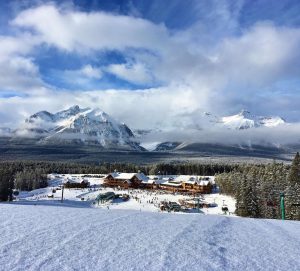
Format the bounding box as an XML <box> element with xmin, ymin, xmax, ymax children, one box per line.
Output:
<box><xmin>15</xmin><ymin>105</ymin><xmax>143</xmax><ymax>151</ymax></box>
<box><xmin>220</xmin><ymin>110</ymin><xmax>285</xmax><ymax>130</ymax></box>
<box><xmin>140</xmin><ymin>110</ymin><xmax>287</xmax><ymax>151</ymax></box>
<box><xmin>149</xmin><ymin>109</ymin><xmax>285</xmax><ymax>133</ymax></box>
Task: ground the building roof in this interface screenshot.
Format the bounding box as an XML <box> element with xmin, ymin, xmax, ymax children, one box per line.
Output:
<box><xmin>62</xmin><ymin>178</ymin><xmax>89</xmax><ymax>184</ymax></box>
<box><xmin>160</xmin><ymin>181</ymin><xmax>182</xmax><ymax>187</ymax></box>
<box><xmin>142</xmin><ymin>179</ymin><xmax>155</xmax><ymax>184</ymax></box>
<box><xmin>198</xmin><ymin>180</ymin><xmax>210</xmax><ymax>186</ymax></box>
<box><xmin>107</xmin><ymin>172</ymin><xmax>148</xmax><ymax>182</ymax></box>
<box><xmin>174</xmin><ymin>175</ymin><xmax>197</xmax><ymax>183</ymax></box>
<box><xmin>105</xmin><ymin>173</ymin><xmax>212</xmax><ymax>186</ymax></box>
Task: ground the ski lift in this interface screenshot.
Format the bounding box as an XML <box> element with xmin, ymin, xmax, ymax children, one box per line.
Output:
<box><xmin>221</xmin><ymin>200</ymin><xmax>228</xmax><ymax>212</ymax></box>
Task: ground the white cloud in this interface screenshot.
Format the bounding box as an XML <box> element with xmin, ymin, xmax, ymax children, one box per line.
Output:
<box><xmin>79</xmin><ymin>65</ymin><xmax>102</xmax><ymax>79</ymax></box>
<box><xmin>0</xmin><ymin>34</ymin><xmax>39</xmax><ymax>59</ymax></box>
<box><xmin>10</xmin><ymin>4</ymin><xmax>300</xmax><ymax>96</ymax></box>
<box><xmin>217</xmin><ymin>22</ymin><xmax>300</xmax><ymax>86</ymax></box>
<box><xmin>0</xmin><ymin>84</ymin><xmax>200</xmax><ymax>129</ymax></box>
<box><xmin>0</xmin><ymin>56</ymin><xmax>43</xmax><ymax>93</ymax></box>
<box><xmin>55</xmin><ymin>65</ymin><xmax>103</xmax><ymax>88</ymax></box>
<box><xmin>0</xmin><ymin>34</ymin><xmax>44</xmax><ymax>93</ymax></box>
<box><xmin>12</xmin><ymin>4</ymin><xmax>169</xmax><ymax>53</ymax></box>
<box><xmin>106</xmin><ymin>62</ymin><xmax>153</xmax><ymax>84</ymax></box>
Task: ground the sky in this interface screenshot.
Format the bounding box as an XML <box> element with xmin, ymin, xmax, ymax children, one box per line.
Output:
<box><xmin>0</xmin><ymin>0</ymin><xmax>300</xmax><ymax>132</ymax></box>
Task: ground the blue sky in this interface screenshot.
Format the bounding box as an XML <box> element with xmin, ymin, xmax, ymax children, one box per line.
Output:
<box><xmin>0</xmin><ymin>0</ymin><xmax>300</xmax><ymax>128</ymax></box>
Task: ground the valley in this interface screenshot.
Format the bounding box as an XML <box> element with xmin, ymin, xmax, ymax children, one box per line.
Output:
<box><xmin>0</xmin><ymin>137</ymin><xmax>293</xmax><ymax>164</ymax></box>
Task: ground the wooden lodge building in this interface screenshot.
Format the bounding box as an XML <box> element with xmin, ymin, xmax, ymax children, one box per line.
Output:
<box><xmin>103</xmin><ymin>172</ymin><xmax>149</xmax><ymax>189</ymax></box>
<box><xmin>158</xmin><ymin>176</ymin><xmax>212</xmax><ymax>194</ymax></box>
<box><xmin>63</xmin><ymin>178</ymin><xmax>90</xmax><ymax>188</ymax></box>
<box><xmin>103</xmin><ymin>173</ymin><xmax>213</xmax><ymax>194</ymax></box>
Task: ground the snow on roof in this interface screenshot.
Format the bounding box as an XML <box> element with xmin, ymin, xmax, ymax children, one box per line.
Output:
<box><xmin>107</xmin><ymin>172</ymin><xmax>148</xmax><ymax>181</ymax></box>
<box><xmin>62</xmin><ymin>178</ymin><xmax>88</xmax><ymax>184</ymax></box>
<box><xmin>135</xmin><ymin>172</ymin><xmax>149</xmax><ymax>182</ymax></box>
<box><xmin>142</xmin><ymin>179</ymin><xmax>155</xmax><ymax>184</ymax></box>
<box><xmin>105</xmin><ymin>173</ymin><xmax>213</xmax><ymax>185</ymax></box>
<box><xmin>198</xmin><ymin>180</ymin><xmax>210</xmax><ymax>186</ymax></box>
<box><xmin>161</xmin><ymin>181</ymin><xmax>182</xmax><ymax>187</ymax></box>
<box><xmin>174</xmin><ymin>175</ymin><xmax>197</xmax><ymax>183</ymax></box>
<box><xmin>114</xmin><ymin>173</ymin><xmax>136</xmax><ymax>180</ymax></box>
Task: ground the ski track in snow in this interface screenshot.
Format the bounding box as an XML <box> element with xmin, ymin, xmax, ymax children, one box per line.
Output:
<box><xmin>1</xmin><ymin>204</ymin><xmax>300</xmax><ymax>271</ymax></box>
<box><xmin>29</xmin><ymin>212</ymin><xmax>137</xmax><ymax>270</ymax></box>
<box><xmin>159</xmin><ymin>216</ymin><xmax>233</xmax><ymax>271</ymax></box>
<box><xmin>158</xmin><ymin>214</ymin><xmax>201</xmax><ymax>270</ymax></box>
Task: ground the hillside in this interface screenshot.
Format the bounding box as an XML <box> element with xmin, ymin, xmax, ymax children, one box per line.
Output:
<box><xmin>1</xmin><ymin>204</ymin><xmax>299</xmax><ymax>271</ymax></box>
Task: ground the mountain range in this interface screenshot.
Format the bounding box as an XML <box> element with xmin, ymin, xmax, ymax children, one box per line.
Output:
<box><xmin>0</xmin><ymin>105</ymin><xmax>287</xmax><ymax>152</ymax></box>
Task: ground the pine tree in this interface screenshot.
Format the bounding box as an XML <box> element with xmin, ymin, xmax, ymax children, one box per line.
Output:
<box><xmin>285</xmin><ymin>152</ymin><xmax>300</xmax><ymax>220</ymax></box>
<box><xmin>288</xmin><ymin>152</ymin><xmax>300</xmax><ymax>186</ymax></box>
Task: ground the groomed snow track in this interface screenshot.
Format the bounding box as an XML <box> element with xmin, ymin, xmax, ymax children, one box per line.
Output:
<box><xmin>1</xmin><ymin>204</ymin><xmax>299</xmax><ymax>271</ymax></box>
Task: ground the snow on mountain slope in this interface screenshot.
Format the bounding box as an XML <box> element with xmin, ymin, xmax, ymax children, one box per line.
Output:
<box><xmin>221</xmin><ymin>110</ymin><xmax>285</xmax><ymax>130</ymax></box>
<box><xmin>7</xmin><ymin>106</ymin><xmax>287</xmax><ymax>151</ymax></box>
<box><xmin>259</xmin><ymin>116</ymin><xmax>286</xmax><ymax>127</ymax></box>
<box><xmin>20</xmin><ymin>105</ymin><xmax>143</xmax><ymax>150</ymax></box>
<box><xmin>1</xmin><ymin>204</ymin><xmax>299</xmax><ymax>271</ymax></box>
<box><xmin>43</xmin><ymin>108</ymin><xmax>141</xmax><ymax>150</ymax></box>
<box><xmin>140</xmin><ymin>110</ymin><xmax>286</xmax><ymax>151</ymax></box>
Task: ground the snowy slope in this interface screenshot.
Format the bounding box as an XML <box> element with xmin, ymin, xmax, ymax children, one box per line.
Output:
<box><xmin>1</xmin><ymin>204</ymin><xmax>299</xmax><ymax>271</ymax></box>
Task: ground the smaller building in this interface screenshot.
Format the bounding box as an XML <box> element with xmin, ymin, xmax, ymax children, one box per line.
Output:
<box><xmin>63</xmin><ymin>178</ymin><xmax>90</xmax><ymax>188</ymax></box>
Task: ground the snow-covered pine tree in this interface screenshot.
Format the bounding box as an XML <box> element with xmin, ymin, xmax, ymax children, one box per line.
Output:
<box><xmin>285</xmin><ymin>152</ymin><xmax>300</xmax><ymax>220</ymax></box>
<box><xmin>247</xmin><ymin>167</ymin><xmax>260</xmax><ymax>218</ymax></box>
<box><xmin>236</xmin><ymin>171</ymin><xmax>250</xmax><ymax>217</ymax></box>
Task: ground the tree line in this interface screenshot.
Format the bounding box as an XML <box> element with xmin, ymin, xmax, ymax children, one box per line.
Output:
<box><xmin>215</xmin><ymin>153</ymin><xmax>300</xmax><ymax>220</ymax></box>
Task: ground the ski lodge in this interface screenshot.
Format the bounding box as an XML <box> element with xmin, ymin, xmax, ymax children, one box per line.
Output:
<box><xmin>103</xmin><ymin>173</ymin><xmax>213</xmax><ymax>193</ymax></box>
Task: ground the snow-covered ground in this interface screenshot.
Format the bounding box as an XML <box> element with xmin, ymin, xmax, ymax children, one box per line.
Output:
<box><xmin>1</xmin><ymin>203</ymin><xmax>299</xmax><ymax>271</ymax></box>
<box><xmin>15</xmin><ymin>174</ymin><xmax>236</xmax><ymax>215</ymax></box>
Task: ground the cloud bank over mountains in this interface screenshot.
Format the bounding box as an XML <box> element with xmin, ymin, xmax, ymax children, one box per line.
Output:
<box><xmin>0</xmin><ymin>0</ymin><xmax>300</xmax><ymax>145</ymax></box>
